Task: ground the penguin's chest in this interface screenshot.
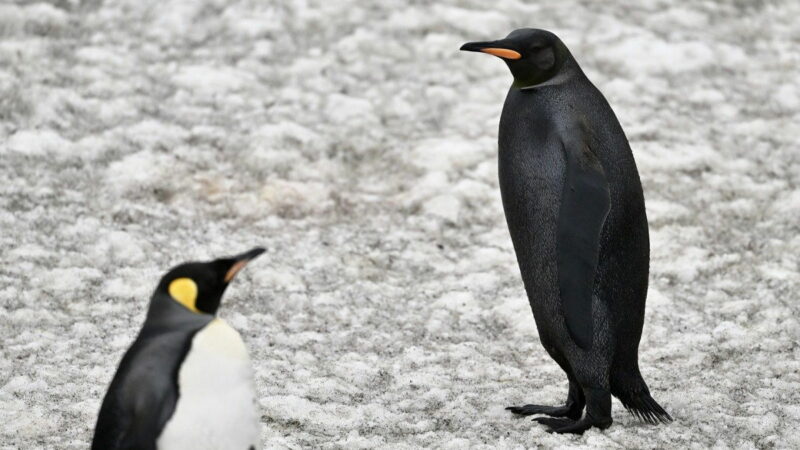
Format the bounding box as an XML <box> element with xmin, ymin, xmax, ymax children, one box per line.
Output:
<box><xmin>497</xmin><ymin>101</ymin><xmax>566</xmax><ymax>312</ymax></box>
<box><xmin>497</xmin><ymin>132</ymin><xmax>565</xmax><ymax>252</ymax></box>
<box><xmin>157</xmin><ymin>319</ymin><xmax>260</xmax><ymax>450</ymax></box>
<box><xmin>497</xmin><ymin>97</ymin><xmax>565</xmax><ymax>227</ymax></box>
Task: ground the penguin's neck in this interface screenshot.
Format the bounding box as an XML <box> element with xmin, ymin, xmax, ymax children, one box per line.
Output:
<box><xmin>512</xmin><ymin>75</ymin><xmax>553</xmax><ymax>90</ymax></box>
<box><xmin>512</xmin><ymin>59</ymin><xmax>582</xmax><ymax>91</ymax></box>
<box><xmin>143</xmin><ymin>293</ymin><xmax>212</xmax><ymax>332</ymax></box>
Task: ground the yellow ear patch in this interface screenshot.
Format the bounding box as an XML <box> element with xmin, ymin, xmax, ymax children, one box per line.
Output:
<box><xmin>168</xmin><ymin>278</ymin><xmax>199</xmax><ymax>313</ymax></box>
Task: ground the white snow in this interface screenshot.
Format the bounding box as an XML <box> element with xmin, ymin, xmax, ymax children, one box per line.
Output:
<box><xmin>4</xmin><ymin>129</ymin><xmax>73</xmax><ymax>156</ymax></box>
<box><xmin>173</xmin><ymin>65</ymin><xmax>256</xmax><ymax>95</ymax></box>
<box><xmin>105</xmin><ymin>149</ymin><xmax>177</xmax><ymax>195</ymax></box>
<box><xmin>422</xmin><ymin>195</ymin><xmax>461</xmax><ymax>223</ymax></box>
<box><xmin>2</xmin><ymin>0</ymin><xmax>799</xmax><ymax>449</ymax></box>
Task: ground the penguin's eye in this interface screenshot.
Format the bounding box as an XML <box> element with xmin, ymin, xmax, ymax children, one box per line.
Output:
<box><xmin>168</xmin><ymin>278</ymin><xmax>199</xmax><ymax>313</ymax></box>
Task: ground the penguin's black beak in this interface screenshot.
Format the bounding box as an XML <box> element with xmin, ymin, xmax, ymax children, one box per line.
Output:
<box><xmin>460</xmin><ymin>40</ymin><xmax>522</xmax><ymax>60</ymax></box>
<box><xmin>223</xmin><ymin>247</ymin><xmax>266</xmax><ymax>283</ymax></box>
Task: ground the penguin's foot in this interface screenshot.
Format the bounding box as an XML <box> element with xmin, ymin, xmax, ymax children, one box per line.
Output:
<box><xmin>506</xmin><ymin>404</ymin><xmax>580</xmax><ymax>420</ymax></box>
<box><xmin>533</xmin><ymin>387</ymin><xmax>613</xmax><ymax>434</ymax></box>
<box><xmin>533</xmin><ymin>416</ymin><xmax>576</xmax><ymax>430</ymax></box>
<box><xmin>533</xmin><ymin>415</ymin><xmax>612</xmax><ymax>434</ymax></box>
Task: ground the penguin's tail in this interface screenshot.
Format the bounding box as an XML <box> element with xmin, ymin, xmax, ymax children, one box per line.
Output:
<box><xmin>612</xmin><ymin>371</ymin><xmax>672</xmax><ymax>425</ymax></box>
<box><xmin>617</xmin><ymin>390</ymin><xmax>672</xmax><ymax>424</ymax></box>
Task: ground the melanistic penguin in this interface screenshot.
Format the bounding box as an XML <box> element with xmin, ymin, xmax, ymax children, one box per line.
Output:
<box><xmin>92</xmin><ymin>248</ymin><xmax>265</xmax><ymax>450</ymax></box>
<box><xmin>461</xmin><ymin>29</ymin><xmax>671</xmax><ymax>434</ymax></box>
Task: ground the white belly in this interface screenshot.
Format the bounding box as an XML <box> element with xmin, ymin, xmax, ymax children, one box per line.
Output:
<box><xmin>157</xmin><ymin>319</ymin><xmax>260</xmax><ymax>450</ymax></box>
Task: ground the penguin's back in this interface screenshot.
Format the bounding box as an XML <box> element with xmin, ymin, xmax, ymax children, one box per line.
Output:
<box><xmin>156</xmin><ymin>318</ymin><xmax>260</xmax><ymax>450</ymax></box>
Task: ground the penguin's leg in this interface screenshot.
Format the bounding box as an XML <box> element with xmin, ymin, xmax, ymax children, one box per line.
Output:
<box><xmin>534</xmin><ymin>386</ymin><xmax>612</xmax><ymax>434</ymax></box>
<box><xmin>506</xmin><ymin>377</ymin><xmax>584</xmax><ymax>419</ymax></box>
<box><xmin>533</xmin><ymin>299</ymin><xmax>614</xmax><ymax>434</ymax></box>
<box><xmin>506</xmin><ymin>347</ymin><xmax>585</xmax><ymax>420</ymax></box>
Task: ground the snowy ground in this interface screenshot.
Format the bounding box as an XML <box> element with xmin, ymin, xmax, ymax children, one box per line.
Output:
<box><xmin>1</xmin><ymin>0</ymin><xmax>799</xmax><ymax>448</ymax></box>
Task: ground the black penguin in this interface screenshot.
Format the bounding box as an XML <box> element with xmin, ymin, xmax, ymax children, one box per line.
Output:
<box><xmin>461</xmin><ymin>29</ymin><xmax>671</xmax><ymax>434</ymax></box>
<box><xmin>92</xmin><ymin>248</ymin><xmax>265</xmax><ymax>450</ymax></box>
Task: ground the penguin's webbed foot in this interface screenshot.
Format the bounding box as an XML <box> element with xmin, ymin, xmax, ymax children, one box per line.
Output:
<box><xmin>533</xmin><ymin>415</ymin><xmax>612</xmax><ymax>434</ymax></box>
<box><xmin>533</xmin><ymin>416</ymin><xmax>575</xmax><ymax>429</ymax></box>
<box><xmin>505</xmin><ymin>404</ymin><xmax>579</xmax><ymax>419</ymax></box>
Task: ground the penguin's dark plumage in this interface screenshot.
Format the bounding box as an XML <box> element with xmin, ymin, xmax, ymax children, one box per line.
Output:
<box><xmin>92</xmin><ymin>248</ymin><xmax>265</xmax><ymax>450</ymax></box>
<box><xmin>461</xmin><ymin>29</ymin><xmax>671</xmax><ymax>433</ymax></box>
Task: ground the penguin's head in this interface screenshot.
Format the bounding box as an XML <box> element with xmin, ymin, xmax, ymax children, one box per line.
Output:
<box><xmin>155</xmin><ymin>247</ymin><xmax>266</xmax><ymax>315</ymax></box>
<box><xmin>460</xmin><ymin>28</ymin><xmax>572</xmax><ymax>88</ymax></box>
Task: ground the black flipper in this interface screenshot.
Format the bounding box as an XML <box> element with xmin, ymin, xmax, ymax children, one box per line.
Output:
<box><xmin>556</xmin><ymin>125</ymin><xmax>610</xmax><ymax>350</ymax></box>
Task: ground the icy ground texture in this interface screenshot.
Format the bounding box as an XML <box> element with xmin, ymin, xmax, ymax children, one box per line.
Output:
<box><xmin>1</xmin><ymin>0</ymin><xmax>799</xmax><ymax>448</ymax></box>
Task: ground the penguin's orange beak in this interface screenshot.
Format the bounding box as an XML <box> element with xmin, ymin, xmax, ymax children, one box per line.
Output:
<box><xmin>460</xmin><ymin>41</ymin><xmax>522</xmax><ymax>60</ymax></box>
<box><xmin>479</xmin><ymin>48</ymin><xmax>522</xmax><ymax>59</ymax></box>
<box><xmin>224</xmin><ymin>247</ymin><xmax>266</xmax><ymax>282</ymax></box>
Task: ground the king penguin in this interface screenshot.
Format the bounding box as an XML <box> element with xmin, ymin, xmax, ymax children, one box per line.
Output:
<box><xmin>92</xmin><ymin>248</ymin><xmax>265</xmax><ymax>450</ymax></box>
<box><xmin>461</xmin><ymin>29</ymin><xmax>671</xmax><ymax>433</ymax></box>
